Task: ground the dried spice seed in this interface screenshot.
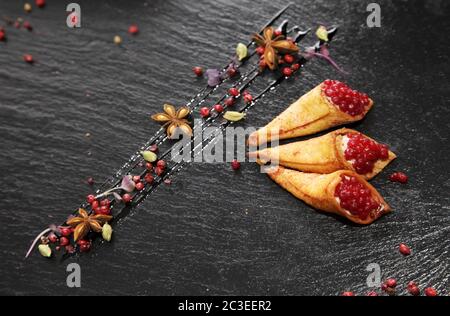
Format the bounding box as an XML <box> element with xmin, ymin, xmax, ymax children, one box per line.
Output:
<box><xmin>35</xmin><ymin>0</ymin><xmax>46</xmax><ymax>8</ymax></box>
<box><xmin>243</xmin><ymin>93</ymin><xmax>253</xmax><ymax>103</ymax></box>
<box><xmin>59</xmin><ymin>227</ymin><xmax>72</xmax><ymax>237</ymax></box>
<box><xmin>38</xmin><ymin>244</ymin><xmax>52</xmax><ymax>257</ymax></box>
<box><xmin>292</xmin><ymin>63</ymin><xmax>300</xmax><ymax>71</ymax></box>
<box><xmin>385</xmin><ymin>278</ymin><xmax>397</xmax><ymax>288</ymax></box>
<box><xmin>128</xmin><ymin>24</ymin><xmax>139</xmax><ymax>35</ymax></box>
<box><xmin>407</xmin><ymin>281</ymin><xmax>420</xmax><ymax>296</ymax></box>
<box><xmin>122</xmin><ymin>193</ymin><xmax>132</xmax><ymax>203</ymax></box>
<box><xmin>156</xmin><ymin>160</ymin><xmax>166</xmax><ymax>169</ymax></box>
<box><xmin>145</xmin><ymin>162</ymin><xmax>153</xmax><ymax>170</ymax></box>
<box><xmin>424</xmin><ymin>287</ymin><xmax>437</xmax><ymax>296</ymax></box>
<box><xmin>87</xmin><ymin>177</ymin><xmax>95</xmax><ymax>185</ymax></box>
<box><xmin>132</xmin><ymin>175</ymin><xmax>141</xmax><ymax>183</ymax></box>
<box><xmin>224</xmin><ymin>97</ymin><xmax>235</xmax><ymax>107</ymax></box>
<box><xmin>151</xmin><ymin>104</ymin><xmax>192</xmax><ymax>139</ymax></box>
<box><xmin>102</xmin><ymin>223</ymin><xmax>113</xmax><ymax>242</ymax></box>
<box><xmin>24</xmin><ymin>3</ymin><xmax>32</xmax><ymax>13</ymax></box>
<box><xmin>87</xmin><ymin>194</ymin><xmax>96</xmax><ymax>204</ymax></box>
<box><xmin>229</xmin><ymin>87</ymin><xmax>240</xmax><ymax>97</ymax></box>
<box><xmin>231</xmin><ymin>159</ymin><xmax>241</xmax><ymax>170</ymax></box>
<box><xmin>193</xmin><ymin>66</ymin><xmax>203</xmax><ymax>76</ymax></box>
<box><xmin>135</xmin><ymin>182</ymin><xmax>144</xmax><ymax>191</ymax></box>
<box><xmin>141</xmin><ymin>150</ymin><xmax>157</xmax><ymax>162</ymax></box>
<box><xmin>223</xmin><ymin>111</ymin><xmax>245</xmax><ymax>122</ymax></box>
<box><xmin>67</xmin><ymin>208</ymin><xmax>112</xmax><ymax>241</ymax></box>
<box><xmin>341</xmin><ymin>291</ymin><xmax>355</xmax><ymax>296</ymax></box>
<box><xmin>155</xmin><ymin>166</ymin><xmax>164</xmax><ymax>176</ymax></box>
<box><xmin>284</xmin><ymin>54</ymin><xmax>294</xmax><ymax>63</ymax></box>
<box><xmin>24</xmin><ymin>54</ymin><xmax>34</xmax><ymax>64</ymax></box>
<box><xmin>23</xmin><ymin>21</ymin><xmax>33</xmax><ymax>31</ymax></box>
<box><xmin>77</xmin><ymin>239</ymin><xmax>91</xmax><ymax>253</ymax></box>
<box><xmin>282</xmin><ymin>67</ymin><xmax>293</xmax><ymax>77</ymax></box>
<box><xmin>227</xmin><ymin>67</ymin><xmax>238</xmax><ymax>77</ymax></box>
<box><xmin>48</xmin><ymin>233</ymin><xmax>58</xmax><ymax>243</ymax></box>
<box><xmin>399</xmin><ymin>243</ymin><xmax>411</xmax><ymax>256</ymax></box>
<box><xmin>113</xmin><ymin>35</ymin><xmax>122</xmax><ymax>45</ymax></box>
<box><xmin>59</xmin><ymin>237</ymin><xmax>69</xmax><ymax>246</ymax></box>
<box><xmin>213</xmin><ymin>104</ymin><xmax>224</xmax><ymax>113</ymax></box>
<box><xmin>389</xmin><ymin>172</ymin><xmax>408</xmax><ymax>183</ymax></box>
<box><xmin>144</xmin><ymin>173</ymin><xmax>154</xmax><ymax>184</ymax></box>
<box><xmin>200</xmin><ymin>107</ymin><xmax>210</xmax><ymax>118</ymax></box>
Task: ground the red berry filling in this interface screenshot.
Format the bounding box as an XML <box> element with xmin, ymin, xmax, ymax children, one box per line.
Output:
<box><xmin>322</xmin><ymin>80</ymin><xmax>370</xmax><ymax>116</ymax></box>
<box><xmin>344</xmin><ymin>132</ymin><xmax>389</xmax><ymax>175</ymax></box>
<box><xmin>334</xmin><ymin>175</ymin><xmax>381</xmax><ymax>220</ymax></box>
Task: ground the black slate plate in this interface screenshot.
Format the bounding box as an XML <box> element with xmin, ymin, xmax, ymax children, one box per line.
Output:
<box><xmin>0</xmin><ymin>0</ymin><xmax>448</xmax><ymax>295</ymax></box>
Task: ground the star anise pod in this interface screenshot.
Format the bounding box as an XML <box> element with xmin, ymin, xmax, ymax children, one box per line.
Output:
<box><xmin>151</xmin><ymin>104</ymin><xmax>192</xmax><ymax>139</ymax></box>
<box><xmin>67</xmin><ymin>208</ymin><xmax>112</xmax><ymax>241</ymax></box>
<box><xmin>253</xmin><ymin>27</ymin><xmax>299</xmax><ymax>70</ymax></box>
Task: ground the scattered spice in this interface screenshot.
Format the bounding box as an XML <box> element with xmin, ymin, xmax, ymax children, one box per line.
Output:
<box><xmin>156</xmin><ymin>160</ymin><xmax>166</xmax><ymax>169</ymax></box>
<box><xmin>366</xmin><ymin>291</ymin><xmax>378</xmax><ymax>296</ymax></box>
<box><xmin>223</xmin><ymin>111</ymin><xmax>245</xmax><ymax>122</ymax></box>
<box><xmin>389</xmin><ymin>172</ymin><xmax>408</xmax><ymax>183</ymax></box>
<box><xmin>236</xmin><ymin>43</ymin><xmax>248</xmax><ymax>61</ymax></box>
<box><xmin>135</xmin><ymin>182</ymin><xmax>144</xmax><ymax>191</ymax></box>
<box><xmin>193</xmin><ymin>66</ymin><xmax>203</xmax><ymax>77</ymax></box>
<box><xmin>151</xmin><ymin>104</ymin><xmax>192</xmax><ymax>139</ymax></box>
<box><xmin>200</xmin><ymin>107</ymin><xmax>210</xmax><ymax>118</ymax></box>
<box><xmin>23</xmin><ymin>21</ymin><xmax>33</xmax><ymax>31</ymax></box>
<box><xmin>0</xmin><ymin>28</ymin><xmax>6</xmax><ymax>41</ymax></box>
<box><xmin>253</xmin><ymin>27</ymin><xmax>299</xmax><ymax>70</ymax></box>
<box><xmin>122</xmin><ymin>193</ymin><xmax>132</xmax><ymax>203</ymax></box>
<box><xmin>141</xmin><ymin>150</ymin><xmax>157</xmax><ymax>162</ymax></box>
<box><xmin>229</xmin><ymin>87</ymin><xmax>240</xmax><ymax>97</ymax></box>
<box><xmin>66</xmin><ymin>208</ymin><xmax>112</xmax><ymax>241</ymax></box>
<box><xmin>59</xmin><ymin>227</ymin><xmax>72</xmax><ymax>237</ymax></box>
<box><xmin>283</xmin><ymin>54</ymin><xmax>294</xmax><ymax>63</ymax></box>
<box><xmin>407</xmin><ymin>281</ymin><xmax>420</xmax><ymax>296</ymax></box>
<box><xmin>24</xmin><ymin>3</ymin><xmax>32</xmax><ymax>13</ymax></box>
<box><xmin>399</xmin><ymin>243</ymin><xmax>411</xmax><ymax>256</ymax></box>
<box><xmin>102</xmin><ymin>223</ymin><xmax>113</xmax><ymax>242</ymax></box>
<box><xmin>149</xmin><ymin>144</ymin><xmax>158</xmax><ymax>152</ymax></box>
<box><xmin>113</xmin><ymin>35</ymin><xmax>122</xmax><ymax>45</ymax></box>
<box><xmin>77</xmin><ymin>239</ymin><xmax>91</xmax><ymax>253</ymax></box>
<box><xmin>87</xmin><ymin>194</ymin><xmax>96</xmax><ymax>204</ymax></box>
<box><xmin>145</xmin><ymin>162</ymin><xmax>153</xmax><ymax>171</ymax></box>
<box><xmin>213</xmin><ymin>104</ymin><xmax>224</xmax><ymax>113</ymax></box>
<box><xmin>224</xmin><ymin>97</ymin><xmax>235</xmax><ymax>107</ymax></box>
<box><xmin>35</xmin><ymin>0</ymin><xmax>46</xmax><ymax>8</ymax></box>
<box><xmin>144</xmin><ymin>173</ymin><xmax>154</xmax><ymax>184</ymax></box>
<box><xmin>38</xmin><ymin>244</ymin><xmax>52</xmax><ymax>258</ymax></box>
<box><xmin>23</xmin><ymin>54</ymin><xmax>34</xmax><ymax>64</ymax></box>
<box><xmin>227</xmin><ymin>67</ymin><xmax>238</xmax><ymax>77</ymax></box>
<box><xmin>128</xmin><ymin>24</ymin><xmax>139</xmax><ymax>35</ymax></box>
<box><xmin>282</xmin><ymin>67</ymin><xmax>292</xmax><ymax>77</ymax></box>
<box><xmin>243</xmin><ymin>93</ymin><xmax>253</xmax><ymax>104</ymax></box>
<box><xmin>341</xmin><ymin>291</ymin><xmax>355</xmax><ymax>296</ymax></box>
<box><xmin>164</xmin><ymin>179</ymin><xmax>172</xmax><ymax>185</ymax></box>
<box><xmin>59</xmin><ymin>237</ymin><xmax>69</xmax><ymax>246</ymax></box>
<box><xmin>231</xmin><ymin>159</ymin><xmax>241</xmax><ymax>170</ymax></box>
<box><xmin>292</xmin><ymin>63</ymin><xmax>300</xmax><ymax>71</ymax></box>
<box><xmin>316</xmin><ymin>25</ymin><xmax>329</xmax><ymax>42</ymax></box>
<box><xmin>424</xmin><ymin>287</ymin><xmax>437</xmax><ymax>296</ymax></box>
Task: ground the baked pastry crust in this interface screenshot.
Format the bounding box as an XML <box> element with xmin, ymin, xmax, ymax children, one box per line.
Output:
<box><xmin>248</xmin><ymin>83</ymin><xmax>374</xmax><ymax>146</ymax></box>
<box><xmin>265</xmin><ymin>166</ymin><xmax>391</xmax><ymax>224</ymax></box>
<box><xmin>249</xmin><ymin>128</ymin><xmax>396</xmax><ymax>179</ymax></box>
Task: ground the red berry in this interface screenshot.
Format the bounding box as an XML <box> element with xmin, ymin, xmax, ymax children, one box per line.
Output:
<box><xmin>87</xmin><ymin>194</ymin><xmax>96</xmax><ymax>204</ymax></box>
<box><xmin>156</xmin><ymin>160</ymin><xmax>166</xmax><ymax>169</ymax></box>
<box><xmin>389</xmin><ymin>172</ymin><xmax>408</xmax><ymax>184</ymax></box>
<box><xmin>59</xmin><ymin>227</ymin><xmax>72</xmax><ymax>237</ymax></box>
<box><xmin>24</xmin><ymin>54</ymin><xmax>34</xmax><ymax>64</ymax></box>
<box><xmin>284</xmin><ymin>54</ymin><xmax>294</xmax><ymax>63</ymax></box>
<box><xmin>424</xmin><ymin>287</ymin><xmax>437</xmax><ymax>296</ymax></box>
<box><xmin>0</xmin><ymin>30</ymin><xmax>5</xmax><ymax>41</ymax></box>
<box><xmin>200</xmin><ymin>107</ymin><xmax>210</xmax><ymax>118</ymax></box>
<box><xmin>155</xmin><ymin>166</ymin><xmax>164</xmax><ymax>176</ymax></box>
<box><xmin>274</xmin><ymin>30</ymin><xmax>283</xmax><ymax>37</ymax></box>
<box><xmin>259</xmin><ymin>59</ymin><xmax>267</xmax><ymax>69</ymax></box>
<box><xmin>145</xmin><ymin>162</ymin><xmax>153</xmax><ymax>171</ymax></box>
<box><xmin>282</xmin><ymin>67</ymin><xmax>292</xmax><ymax>77</ymax></box>
<box><xmin>231</xmin><ymin>159</ymin><xmax>241</xmax><ymax>170</ymax></box>
<box><xmin>100</xmin><ymin>199</ymin><xmax>110</xmax><ymax>207</ymax></box>
<box><xmin>229</xmin><ymin>88</ymin><xmax>239</xmax><ymax>97</ymax></box>
<box><xmin>214</xmin><ymin>104</ymin><xmax>224</xmax><ymax>113</ymax></box>
<box><xmin>341</xmin><ymin>291</ymin><xmax>355</xmax><ymax>296</ymax></box>
<box><xmin>224</xmin><ymin>97</ymin><xmax>234</xmax><ymax>107</ymax></box>
<box><xmin>399</xmin><ymin>243</ymin><xmax>411</xmax><ymax>256</ymax></box>
<box><xmin>407</xmin><ymin>281</ymin><xmax>420</xmax><ymax>296</ymax></box>
<box><xmin>291</xmin><ymin>63</ymin><xmax>300</xmax><ymax>71</ymax></box>
<box><xmin>77</xmin><ymin>239</ymin><xmax>91</xmax><ymax>253</ymax></box>
<box><xmin>87</xmin><ymin>177</ymin><xmax>94</xmax><ymax>185</ymax></box>
<box><xmin>366</xmin><ymin>291</ymin><xmax>378</xmax><ymax>296</ymax></box>
<box><xmin>227</xmin><ymin>67</ymin><xmax>238</xmax><ymax>77</ymax></box>
<box><xmin>135</xmin><ymin>182</ymin><xmax>144</xmax><ymax>191</ymax></box>
<box><xmin>60</xmin><ymin>237</ymin><xmax>69</xmax><ymax>247</ymax></box>
<box><xmin>23</xmin><ymin>21</ymin><xmax>33</xmax><ymax>31</ymax></box>
<box><xmin>35</xmin><ymin>0</ymin><xmax>46</xmax><ymax>8</ymax></box>
<box><xmin>91</xmin><ymin>200</ymin><xmax>99</xmax><ymax>210</ymax></box>
<box><xmin>244</xmin><ymin>94</ymin><xmax>253</xmax><ymax>103</ymax></box>
<box><xmin>144</xmin><ymin>173</ymin><xmax>154</xmax><ymax>184</ymax></box>
<box><xmin>132</xmin><ymin>175</ymin><xmax>141</xmax><ymax>183</ymax></box>
<box><xmin>193</xmin><ymin>66</ymin><xmax>203</xmax><ymax>77</ymax></box>
<box><xmin>48</xmin><ymin>233</ymin><xmax>58</xmax><ymax>243</ymax></box>
<box><xmin>256</xmin><ymin>46</ymin><xmax>265</xmax><ymax>56</ymax></box>
<box><xmin>65</xmin><ymin>245</ymin><xmax>75</xmax><ymax>254</ymax></box>
<box><xmin>386</xmin><ymin>278</ymin><xmax>397</xmax><ymax>288</ymax></box>
<box><xmin>122</xmin><ymin>194</ymin><xmax>132</xmax><ymax>203</ymax></box>
<box><xmin>99</xmin><ymin>205</ymin><xmax>110</xmax><ymax>215</ymax></box>
<box><xmin>128</xmin><ymin>24</ymin><xmax>139</xmax><ymax>35</ymax></box>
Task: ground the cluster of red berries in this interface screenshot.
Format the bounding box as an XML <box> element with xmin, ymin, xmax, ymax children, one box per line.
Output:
<box><xmin>389</xmin><ymin>172</ymin><xmax>408</xmax><ymax>184</ymax></box>
<box><xmin>47</xmin><ymin>227</ymin><xmax>91</xmax><ymax>254</ymax></box>
<box><xmin>256</xmin><ymin>44</ymin><xmax>300</xmax><ymax>76</ymax></box>
<box><xmin>344</xmin><ymin>132</ymin><xmax>389</xmax><ymax>175</ymax></box>
<box><xmin>322</xmin><ymin>80</ymin><xmax>370</xmax><ymax>116</ymax></box>
<box><xmin>334</xmin><ymin>175</ymin><xmax>380</xmax><ymax>220</ymax></box>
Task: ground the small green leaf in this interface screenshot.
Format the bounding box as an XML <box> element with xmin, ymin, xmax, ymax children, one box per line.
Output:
<box><xmin>223</xmin><ymin>111</ymin><xmax>246</xmax><ymax>122</ymax></box>
<box><xmin>316</xmin><ymin>26</ymin><xmax>328</xmax><ymax>42</ymax></box>
<box><xmin>102</xmin><ymin>223</ymin><xmax>113</xmax><ymax>242</ymax></box>
<box><xmin>38</xmin><ymin>244</ymin><xmax>52</xmax><ymax>258</ymax></box>
<box><xmin>236</xmin><ymin>43</ymin><xmax>248</xmax><ymax>61</ymax></box>
<box><xmin>141</xmin><ymin>150</ymin><xmax>157</xmax><ymax>162</ymax></box>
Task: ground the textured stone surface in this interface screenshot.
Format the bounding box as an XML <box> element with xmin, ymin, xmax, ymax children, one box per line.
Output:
<box><xmin>0</xmin><ymin>0</ymin><xmax>448</xmax><ymax>295</ymax></box>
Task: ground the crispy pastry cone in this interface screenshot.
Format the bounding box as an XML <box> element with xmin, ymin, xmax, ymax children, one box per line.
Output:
<box><xmin>249</xmin><ymin>128</ymin><xmax>396</xmax><ymax>179</ymax></box>
<box><xmin>248</xmin><ymin>81</ymin><xmax>373</xmax><ymax>146</ymax></box>
<box><xmin>265</xmin><ymin>166</ymin><xmax>391</xmax><ymax>224</ymax></box>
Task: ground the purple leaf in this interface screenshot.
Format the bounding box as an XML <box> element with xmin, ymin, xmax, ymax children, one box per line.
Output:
<box><xmin>205</xmin><ymin>69</ymin><xmax>221</xmax><ymax>87</ymax></box>
<box><xmin>120</xmin><ymin>175</ymin><xmax>135</xmax><ymax>193</ymax></box>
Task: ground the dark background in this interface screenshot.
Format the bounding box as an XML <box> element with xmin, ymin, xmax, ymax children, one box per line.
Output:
<box><xmin>0</xmin><ymin>0</ymin><xmax>449</xmax><ymax>296</ymax></box>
